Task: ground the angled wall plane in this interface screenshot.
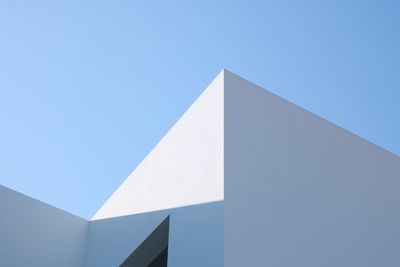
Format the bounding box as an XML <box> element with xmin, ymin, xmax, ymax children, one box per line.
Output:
<box><xmin>1</xmin><ymin>70</ymin><xmax>399</xmax><ymax>266</ymax></box>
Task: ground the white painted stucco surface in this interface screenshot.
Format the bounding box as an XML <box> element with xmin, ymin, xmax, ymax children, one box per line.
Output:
<box><xmin>85</xmin><ymin>202</ymin><xmax>223</xmax><ymax>267</ymax></box>
<box><xmin>0</xmin><ymin>185</ymin><xmax>88</xmax><ymax>267</ymax></box>
<box><xmin>2</xmin><ymin>70</ymin><xmax>399</xmax><ymax>267</ymax></box>
<box><xmin>223</xmin><ymin>70</ymin><xmax>400</xmax><ymax>266</ymax></box>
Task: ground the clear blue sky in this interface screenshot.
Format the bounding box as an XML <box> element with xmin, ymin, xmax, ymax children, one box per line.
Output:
<box><xmin>1</xmin><ymin>1</ymin><xmax>399</xmax><ymax>219</ymax></box>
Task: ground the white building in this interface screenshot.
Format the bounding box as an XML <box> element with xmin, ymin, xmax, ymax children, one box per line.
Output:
<box><xmin>1</xmin><ymin>70</ymin><xmax>399</xmax><ymax>266</ymax></box>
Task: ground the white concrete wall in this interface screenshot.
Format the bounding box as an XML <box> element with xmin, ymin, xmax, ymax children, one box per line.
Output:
<box><xmin>0</xmin><ymin>185</ymin><xmax>88</xmax><ymax>267</ymax></box>
<box><xmin>168</xmin><ymin>201</ymin><xmax>223</xmax><ymax>267</ymax></box>
<box><xmin>3</xmin><ymin>70</ymin><xmax>399</xmax><ymax>267</ymax></box>
<box><xmin>86</xmin><ymin>201</ymin><xmax>223</xmax><ymax>267</ymax></box>
<box><xmin>224</xmin><ymin>70</ymin><xmax>400</xmax><ymax>266</ymax></box>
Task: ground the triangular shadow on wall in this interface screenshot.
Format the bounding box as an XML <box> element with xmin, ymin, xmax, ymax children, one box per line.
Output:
<box><xmin>120</xmin><ymin>216</ymin><xmax>170</xmax><ymax>267</ymax></box>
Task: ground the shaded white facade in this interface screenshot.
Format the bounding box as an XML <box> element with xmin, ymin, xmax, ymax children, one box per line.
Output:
<box><xmin>223</xmin><ymin>70</ymin><xmax>400</xmax><ymax>266</ymax></box>
<box><xmin>0</xmin><ymin>185</ymin><xmax>87</xmax><ymax>267</ymax></box>
<box><xmin>1</xmin><ymin>70</ymin><xmax>399</xmax><ymax>266</ymax></box>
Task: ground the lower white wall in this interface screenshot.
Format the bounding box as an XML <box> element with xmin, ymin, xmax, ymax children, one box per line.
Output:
<box><xmin>168</xmin><ymin>201</ymin><xmax>223</xmax><ymax>267</ymax></box>
<box><xmin>0</xmin><ymin>185</ymin><xmax>88</xmax><ymax>267</ymax></box>
<box><xmin>0</xmin><ymin>188</ymin><xmax>223</xmax><ymax>267</ymax></box>
<box><xmin>85</xmin><ymin>201</ymin><xmax>223</xmax><ymax>267</ymax></box>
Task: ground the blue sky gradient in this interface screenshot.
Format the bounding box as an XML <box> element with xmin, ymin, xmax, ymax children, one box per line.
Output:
<box><xmin>1</xmin><ymin>1</ymin><xmax>399</xmax><ymax>218</ymax></box>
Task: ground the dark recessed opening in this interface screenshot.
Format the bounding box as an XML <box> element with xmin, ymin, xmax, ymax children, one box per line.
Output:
<box><xmin>148</xmin><ymin>247</ymin><xmax>168</xmax><ymax>267</ymax></box>
<box><xmin>120</xmin><ymin>216</ymin><xmax>170</xmax><ymax>267</ymax></box>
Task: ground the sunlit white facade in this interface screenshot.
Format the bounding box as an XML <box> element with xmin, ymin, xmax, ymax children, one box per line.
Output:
<box><xmin>1</xmin><ymin>70</ymin><xmax>399</xmax><ymax>266</ymax></box>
